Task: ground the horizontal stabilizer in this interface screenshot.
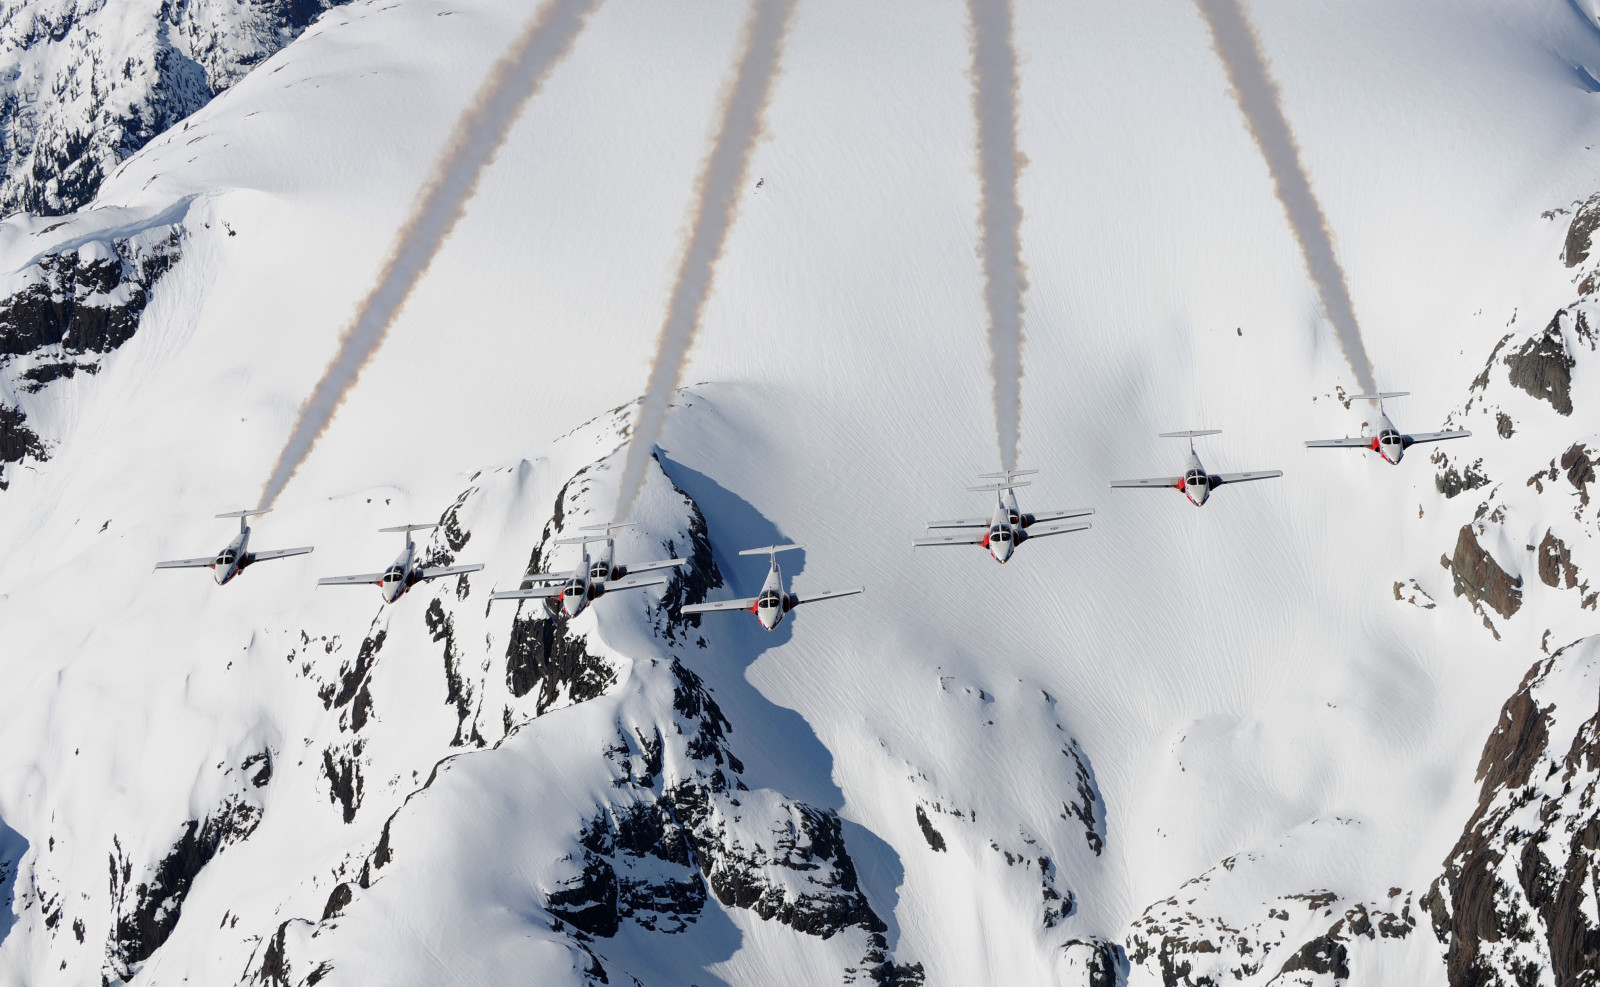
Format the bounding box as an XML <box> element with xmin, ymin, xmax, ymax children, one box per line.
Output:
<box><xmin>977</xmin><ymin>469</ymin><xmax>1039</xmax><ymax>480</ymax></box>
<box><xmin>1158</xmin><ymin>430</ymin><xmax>1222</xmax><ymax>439</ymax></box>
<box><xmin>419</xmin><ymin>563</ymin><xmax>485</xmax><ymax>580</ymax></box>
<box><xmin>247</xmin><ymin>546</ymin><xmax>314</xmax><ymax>563</ymax></box>
<box><xmin>317</xmin><ymin>572</ymin><xmax>384</xmax><ymax>586</ymax></box>
<box><xmin>579</xmin><ymin>520</ymin><xmax>637</xmax><ymax>533</ymax></box>
<box><xmin>966</xmin><ymin>481</ymin><xmax>1031</xmax><ymax>492</ymax></box>
<box><xmin>154</xmin><ymin>556</ymin><xmax>215</xmax><ymax>570</ymax></box>
<box><xmin>379</xmin><ymin>523</ymin><xmax>438</xmax><ymax>533</ymax></box>
<box><xmin>738</xmin><ymin>544</ymin><xmax>804</xmax><ymax>556</ymax></box>
<box><xmin>681</xmin><ymin>596</ymin><xmax>759</xmax><ymax>614</ymax></box>
<box><xmin>216</xmin><ymin>509</ymin><xmax>271</xmax><ymax>519</ymax></box>
<box><xmin>1349</xmin><ymin>392</ymin><xmax>1409</xmax><ymax>401</ymax></box>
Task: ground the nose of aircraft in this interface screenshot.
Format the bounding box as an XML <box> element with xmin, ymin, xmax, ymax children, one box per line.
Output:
<box><xmin>1187</xmin><ymin>479</ymin><xmax>1209</xmax><ymax>506</ymax></box>
<box><xmin>758</xmin><ymin>606</ymin><xmax>780</xmax><ymax>630</ymax></box>
<box><xmin>990</xmin><ymin>538</ymin><xmax>1013</xmax><ymax>563</ymax></box>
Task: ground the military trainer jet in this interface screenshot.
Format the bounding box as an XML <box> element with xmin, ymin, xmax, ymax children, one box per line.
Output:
<box><xmin>155</xmin><ymin>509</ymin><xmax>313</xmax><ymax>585</ymax></box>
<box><xmin>681</xmin><ymin>544</ymin><xmax>862</xmax><ymax>631</ymax></box>
<box><xmin>570</xmin><ymin>520</ymin><xmax>692</xmax><ymax>582</ymax></box>
<box><xmin>488</xmin><ymin>528</ymin><xmax>683</xmax><ymax>618</ymax></box>
<box><xmin>1110</xmin><ymin>431</ymin><xmax>1281</xmax><ymax>506</ymax></box>
<box><xmin>1305</xmin><ymin>392</ymin><xmax>1470</xmax><ymax>464</ymax></box>
<box><xmin>317</xmin><ymin>523</ymin><xmax>484</xmax><ymax>603</ymax></box>
<box><xmin>913</xmin><ymin>469</ymin><xmax>1093</xmax><ymax>563</ymax></box>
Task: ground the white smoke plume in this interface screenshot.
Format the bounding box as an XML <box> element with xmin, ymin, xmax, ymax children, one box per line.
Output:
<box><xmin>612</xmin><ymin>0</ymin><xmax>798</xmax><ymax>518</ymax></box>
<box><xmin>1194</xmin><ymin>0</ymin><xmax>1378</xmax><ymax>392</ymax></box>
<box><xmin>259</xmin><ymin>0</ymin><xmax>602</xmax><ymax>508</ymax></box>
<box><xmin>966</xmin><ymin>0</ymin><xmax>1028</xmax><ymax>473</ymax></box>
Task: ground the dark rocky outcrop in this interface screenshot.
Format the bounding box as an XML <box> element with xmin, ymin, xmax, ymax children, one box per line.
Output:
<box><xmin>1433</xmin><ymin>452</ymin><xmax>1491</xmax><ymax>499</ymax></box>
<box><xmin>1566</xmin><ymin>194</ymin><xmax>1600</xmax><ymax>267</ymax></box>
<box><xmin>0</xmin><ymin>405</ymin><xmax>45</xmax><ymax>488</ymax></box>
<box><xmin>504</xmin><ymin>610</ymin><xmax>615</xmax><ymax>714</ymax></box>
<box><xmin>1423</xmin><ymin>640</ymin><xmax>1600</xmax><ymax>987</ymax></box>
<box><xmin>1442</xmin><ymin>526</ymin><xmax>1522</xmax><ymax>622</ymax></box>
<box><xmin>105</xmin><ymin>794</ymin><xmax>263</xmax><ymax>981</ymax></box>
<box><xmin>321</xmin><ymin>743</ymin><xmax>363</xmax><ymax>825</ymax></box>
<box><xmin>1538</xmin><ymin>531</ymin><xmax>1580</xmax><ymax>590</ymax></box>
<box><xmin>1505</xmin><ymin>315</ymin><xmax>1575</xmax><ymax>415</ymax></box>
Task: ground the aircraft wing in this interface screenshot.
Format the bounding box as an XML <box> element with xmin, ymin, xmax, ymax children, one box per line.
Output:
<box><xmin>1405</xmin><ymin>430</ymin><xmax>1471</xmax><ymax>445</ymax></box>
<box><xmin>1210</xmin><ymin>470</ymin><xmax>1283</xmax><ymax>486</ymax></box>
<box><xmin>1020</xmin><ymin>521</ymin><xmax>1091</xmax><ymax>540</ymax></box>
<box><xmin>490</xmin><ymin>586</ymin><xmax>560</xmax><ymax>602</ymax></box>
<box><xmin>792</xmin><ymin>587</ymin><xmax>864</xmax><ymax>606</ymax></box>
<box><xmin>680</xmin><ymin>597</ymin><xmax>759</xmax><ymax>614</ymax></box>
<box><xmin>624</xmin><ymin>558</ymin><xmax>688</xmax><ymax>575</ymax></box>
<box><xmin>1305</xmin><ymin>437</ymin><xmax>1371</xmax><ymax>448</ymax></box>
<box><xmin>154</xmin><ymin>556</ymin><xmax>215</xmax><ymax>570</ymax></box>
<box><xmin>247</xmin><ymin>546</ymin><xmax>314</xmax><ymax>563</ymax></box>
<box><xmin>1026</xmin><ymin>508</ymin><xmax>1095</xmax><ymax>524</ymax></box>
<box><xmin>913</xmin><ymin>531</ymin><xmax>986</xmax><ymax>547</ymax></box>
<box><xmin>317</xmin><ymin>572</ymin><xmax>384</xmax><ymax>586</ymax></box>
<box><xmin>519</xmin><ymin>571</ymin><xmax>565</xmax><ymax>584</ymax></box>
<box><xmin>419</xmin><ymin>563</ymin><xmax>485</xmax><ymax>581</ymax></box>
<box><xmin>1109</xmin><ymin>476</ymin><xmax>1182</xmax><ymax>489</ymax></box>
<box><xmin>925</xmin><ymin>516</ymin><xmax>989</xmax><ymax>530</ymax></box>
<box><xmin>599</xmin><ymin>576</ymin><xmax>668</xmax><ymax>593</ymax></box>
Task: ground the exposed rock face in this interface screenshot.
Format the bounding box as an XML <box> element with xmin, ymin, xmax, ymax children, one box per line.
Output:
<box><xmin>1125</xmin><ymin>875</ymin><xmax>1416</xmax><ymax>987</ymax></box>
<box><xmin>0</xmin><ymin>223</ymin><xmax>181</xmax><ymax>486</ymax></box>
<box><xmin>1566</xmin><ymin>193</ymin><xmax>1600</xmax><ymax>268</ymax></box>
<box><xmin>1538</xmin><ymin>530</ymin><xmax>1580</xmax><ymax>590</ymax></box>
<box><xmin>104</xmin><ymin>763</ymin><xmax>268</xmax><ymax>983</ymax></box>
<box><xmin>1505</xmin><ymin>315</ymin><xmax>1575</xmax><ymax>415</ymax></box>
<box><xmin>1423</xmin><ymin>639</ymin><xmax>1600</xmax><ymax>987</ymax></box>
<box><xmin>1442</xmin><ymin>525</ymin><xmax>1522</xmax><ymax>624</ymax></box>
<box><xmin>0</xmin><ymin>0</ymin><xmax>351</xmax><ymax>216</ymax></box>
<box><xmin>1434</xmin><ymin>451</ymin><xmax>1491</xmax><ymax>499</ymax></box>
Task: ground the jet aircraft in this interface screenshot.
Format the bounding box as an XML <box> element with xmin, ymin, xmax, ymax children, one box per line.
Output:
<box><xmin>1305</xmin><ymin>392</ymin><xmax>1470</xmax><ymax>464</ymax></box>
<box><xmin>489</xmin><ymin>527</ymin><xmax>684</xmax><ymax>618</ymax></box>
<box><xmin>317</xmin><ymin>523</ymin><xmax>484</xmax><ymax>603</ymax></box>
<box><xmin>680</xmin><ymin>544</ymin><xmax>862</xmax><ymax>631</ymax></box>
<box><xmin>154</xmin><ymin>509</ymin><xmax>313</xmax><ymax>585</ymax></box>
<box><xmin>913</xmin><ymin>469</ymin><xmax>1093</xmax><ymax>563</ymax></box>
<box><xmin>1110</xmin><ymin>431</ymin><xmax>1282</xmax><ymax>506</ymax></box>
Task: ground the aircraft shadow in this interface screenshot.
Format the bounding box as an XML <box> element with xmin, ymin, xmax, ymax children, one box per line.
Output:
<box><xmin>656</xmin><ymin>450</ymin><xmax>907</xmax><ymax>951</ymax></box>
<box><xmin>0</xmin><ymin>814</ymin><xmax>27</xmax><ymax>949</ymax></box>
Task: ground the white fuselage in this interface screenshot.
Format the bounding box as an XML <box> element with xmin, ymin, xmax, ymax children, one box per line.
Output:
<box><xmin>752</xmin><ymin>560</ymin><xmax>792</xmax><ymax>630</ymax></box>
<box><xmin>558</xmin><ymin>551</ymin><xmax>596</xmax><ymax>618</ymax></box>
<box><xmin>213</xmin><ymin>528</ymin><xmax>250</xmax><ymax>584</ymax></box>
<box><xmin>380</xmin><ymin>540</ymin><xmax>417</xmax><ymax>604</ymax></box>
<box><xmin>1371</xmin><ymin>412</ymin><xmax>1405</xmax><ymax>465</ymax></box>
<box><xmin>984</xmin><ymin>491</ymin><xmax>1023</xmax><ymax>563</ymax></box>
<box><xmin>1179</xmin><ymin>450</ymin><xmax>1211</xmax><ymax>507</ymax></box>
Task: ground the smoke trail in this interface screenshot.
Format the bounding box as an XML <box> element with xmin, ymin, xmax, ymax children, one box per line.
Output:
<box><xmin>966</xmin><ymin>0</ymin><xmax>1028</xmax><ymax>473</ymax></box>
<box><xmin>258</xmin><ymin>0</ymin><xmax>601</xmax><ymax>508</ymax></box>
<box><xmin>1193</xmin><ymin>0</ymin><xmax>1377</xmax><ymax>392</ymax></box>
<box><xmin>613</xmin><ymin>0</ymin><xmax>797</xmax><ymax>516</ymax></box>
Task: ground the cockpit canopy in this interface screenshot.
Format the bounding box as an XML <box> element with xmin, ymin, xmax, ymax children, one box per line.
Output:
<box><xmin>383</xmin><ymin>569</ymin><xmax>403</xmax><ymax>583</ymax></box>
<box><xmin>589</xmin><ymin>562</ymin><xmax>609</xmax><ymax>580</ymax></box>
<box><xmin>215</xmin><ymin>551</ymin><xmax>237</xmax><ymax>566</ymax></box>
<box><xmin>1185</xmin><ymin>471</ymin><xmax>1207</xmax><ymax>487</ymax></box>
<box><xmin>563</xmin><ymin>581</ymin><xmax>584</xmax><ymax>598</ymax></box>
<box><xmin>758</xmin><ymin>592</ymin><xmax>782</xmax><ymax>609</ymax></box>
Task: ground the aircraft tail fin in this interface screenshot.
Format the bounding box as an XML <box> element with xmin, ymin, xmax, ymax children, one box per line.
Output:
<box><xmin>1157</xmin><ymin>430</ymin><xmax>1222</xmax><ymax>439</ymax></box>
<box><xmin>378</xmin><ymin>523</ymin><xmax>439</xmax><ymax>534</ymax></box>
<box><xmin>966</xmin><ymin>481</ymin><xmax>1032</xmax><ymax>492</ymax></box>
<box><xmin>578</xmin><ymin>520</ymin><xmax>637</xmax><ymax>533</ymax></box>
<box><xmin>216</xmin><ymin>509</ymin><xmax>271</xmax><ymax>519</ymax></box>
<box><xmin>976</xmin><ymin>468</ymin><xmax>1039</xmax><ymax>481</ymax></box>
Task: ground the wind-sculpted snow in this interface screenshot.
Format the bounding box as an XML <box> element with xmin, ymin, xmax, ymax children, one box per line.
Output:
<box><xmin>964</xmin><ymin>0</ymin><xmax>1027</xmax><ymax>473</ymax></box>
<box><xmin>614</xmin><ymin>0</ymin><xmax>797</xmax><ymax>517</ymax></box>
<box><xmin>1192</xmin><ymin>0</ymin><xmax>1377</xmax><ymax>394</ymax></box>
<box><xmin>259</xmin><ymin>0</ymin><xmax>602</xmax><ymax>509</ymax></box>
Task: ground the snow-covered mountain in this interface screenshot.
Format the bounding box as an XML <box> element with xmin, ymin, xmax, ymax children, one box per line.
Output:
<box><xmin>0</xmin><ymin>0</ymin><xmax>1599</xmax><ymax>984</ymax></box>
<box><xmin>0</xmin><ymin>0</ymin><xmax>350</xmax><ymax>216</ymax></box>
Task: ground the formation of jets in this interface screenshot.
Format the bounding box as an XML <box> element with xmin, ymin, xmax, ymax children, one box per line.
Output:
<box><xmin>154</xmin><ymin>391</ymin><xmax>1468</xmax><ymax>631</ymax></box>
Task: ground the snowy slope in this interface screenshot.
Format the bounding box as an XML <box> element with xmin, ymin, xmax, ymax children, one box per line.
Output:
<box><xmin>0</xmin><ymin>0</ymin><xmax>1599</xmax><ymax>983</ymax></box>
